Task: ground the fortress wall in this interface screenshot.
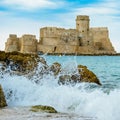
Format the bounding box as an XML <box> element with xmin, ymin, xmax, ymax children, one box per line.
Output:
<box><xmin>94</xmin><ymin>50</ymin><xmax>116</xmax><ymax>54</ymax></box>
<box><xmin>5</xmin><ymin>15</ymin><xmax>116</xmax><ymax>54</ymax></box>
<box><xmin>40</xmin><ymin>27</ymin><xmax>77</xmax><ymax>38</ymax></box>
<box><xmin>40</xmin><ymin>27</ymin><xmax>79</xmax><ymax>46</ymax></box>
<box><xmin>37</xmin><ymin>44</ymin><xmax>55</xmax><ymax>53</ymax></box>
<box><xmin>20</xmin><ymin>46</ymin><xmax>37</xmax><ymax>53</ymax></box>
<box><xmin>40</xmin><ymin>27</ymin><xmax>65</xmax><ymax>38</ymax></box>
<box><xmin>90</xmin><ymin>27</ymin><xmax>115</xmax><ymax>52</ymax></box>
<box><xmin>5</xmin><ymin>34</ymin><xmax>19</xmax><ymax>52</ymax></box>
<box><xmin>65</xmin><ymin>40</ymin><xmax>79</xmax><ymax>46</ymax></box>
<box><xmin>41</xmin><ymin>37</ymin><xmax>60</xmax><ymax>45</ymax></box>
<box><xmin>20</xmin><ymin>35</ymin><xmax>37</xmax><ymax>53</ymax></box>
<box><xmin>77</xmin><ymin>46</ymin><xmax>94</xmax><ymax>54</ymax></box>
<box><xmin>90</xmin><ymin>27</ymin><xmax>109</xmax><ymax>42</ymax></box>
<box><xmin>55</xmin><ymin>45</ymin><xmax>77</xmax><ymax>53</ymax></box>
<box><xmin>37</xmin><ymin>44</ymin><xmax>78</xmax><ymax>54</ymax></box>
<box><xmin>5</xmin><ymin>44</ymin><xmax>19</xmax><ymax>52</ymax></box>
<box><xmin>79</xmin><ymin>35</ymin><xmax>93</xmax><ymax>46</ymax></box>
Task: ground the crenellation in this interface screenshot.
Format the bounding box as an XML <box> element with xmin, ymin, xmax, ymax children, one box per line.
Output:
<box><xmin>9</xmin><ymin>34</ymin><xmax>17</xmax><ymax>39</ymax></box>
<box><xmin>5</xmin><ymin>15</ymin><xmax>116</xmax><ymax>54</ymax></box>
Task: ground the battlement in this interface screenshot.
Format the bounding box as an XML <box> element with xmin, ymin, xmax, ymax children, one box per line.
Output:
<box><xmin>9</xmin><ymin>34</ymin><xmax>17</xmax><ymax>39</ymax></box>
<box><xmin>90</xmin><ymin>27</ymin><xmax>108</xmax><ymax>31</ymax></box>
<box><xmin>76</xmin><ymin>15</ymin><xmax>89</xmax><ymax>21</ymax></box>
<box><xmin>41</xmin><ymin>27</ymin><xmax>65</xmax><ymax>31</ymax></box>
<box><xmin>21</xmin><ymin>34</ymin><xmax>36</xmax><ymax>39</ymax></box>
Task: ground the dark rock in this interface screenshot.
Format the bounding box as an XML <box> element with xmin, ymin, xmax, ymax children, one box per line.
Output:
<box><xmin>78</xmin><ymin>65</ymin><xmax>101</xmax><ymax>85</ymax></box>
<box><xmin>59</xmin><ymin>65</ymin><xmax>101</xmax><ymax>85</ymax></box>
<box><xmin>59</xmin><ymin>75</ymin><xmax>71</xmax><ymax>84</ymax></box>
<box><xmin>37</xmin><ymin>57</ymin><xmax>47</xmax><ymax>65</ymax></box>
<box><xmin>0</xmin><ymin>85</ymin><xmax>7</xmax><ymax>108</ymax></box>
<box><xmin>50</xmin><ymin>62</ymin><xmax>61</xmax><ymax>75</ymax></box>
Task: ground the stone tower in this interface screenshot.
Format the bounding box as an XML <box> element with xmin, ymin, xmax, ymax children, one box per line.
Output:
<box><xmin>76</xmin><ymin>15</ymin><xmax>90</xmax><ymax>46</ymax></box>
<box><xmin>20</xmin><ymin>34</ymin><xmax>37</xmax><ymax>53</ymax></box>
<box><xmin>5</xmin><ymin>34</ymin><xmax>19</xmax><ymax>52</ymax></box>
<box><xmin>76</xmin><ymin>15</ymin><xmax>90</xmax><ymax>34</ymax></box>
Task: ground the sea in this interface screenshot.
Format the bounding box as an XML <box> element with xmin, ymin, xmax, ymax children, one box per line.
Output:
<box><xmin>0</xmin><ymin>55</ymin><xmax>120</xmax><ymax>120</ymax></box>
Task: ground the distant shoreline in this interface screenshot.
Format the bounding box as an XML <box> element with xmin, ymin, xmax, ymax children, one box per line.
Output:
<box><xmin>1</xmin><ymin>51</ymin><xmax>120</xmax><ymax>56</ymax></box>
<box><xmin>39</xmin><ymin>53</ymin><xmax>120</xmax><ymax>56</ymax></box>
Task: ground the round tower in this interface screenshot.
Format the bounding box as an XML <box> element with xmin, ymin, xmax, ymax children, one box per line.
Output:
<box><xmin>76</xmin><ymin>15</ymin><xmax>90</xmax><ymax>34</ymax></box>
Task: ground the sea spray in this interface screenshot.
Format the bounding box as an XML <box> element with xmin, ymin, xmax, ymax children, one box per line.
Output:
<box><xmin>0</xmin><ymin>56</ymin><xmax>120</xmax><ymax>120</ymax></box>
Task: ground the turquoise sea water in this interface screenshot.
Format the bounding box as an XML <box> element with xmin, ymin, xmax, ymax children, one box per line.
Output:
<box><xmin>0</xmin><ymin>56</ymin><xmax>120</xmax><ymax>120</ymax></box>
<box><xmin>44</xmin><ymin>55</ymin><xmax>120</xmax><ymax>89</ymax></box>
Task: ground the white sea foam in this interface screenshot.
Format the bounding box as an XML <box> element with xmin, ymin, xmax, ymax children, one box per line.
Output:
<box><xmin>0</xmin><ymin>56</ymin><xmax>120</xmax><ymax>120</ymax></box>
<box><xmin>0</xmin><ymin>73</ymin><xmax>120</xmax><ymax>120</ymax></box>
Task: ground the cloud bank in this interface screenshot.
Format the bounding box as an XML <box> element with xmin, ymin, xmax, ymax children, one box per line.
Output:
<box><xmin>0</xmin><ymin>0</ymin><xmax>120</xmax><ymax>52</ymax></box>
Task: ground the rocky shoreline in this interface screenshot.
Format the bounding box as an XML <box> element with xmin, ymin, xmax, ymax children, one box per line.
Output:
<box><xmin>0</xmin><ymin>106</ymin><xmax>96</xmax><ymax>120</ymax></box>
<box><xmin>41</xmin><ymin>53</ymin><xmax>120</xmax><ymax>56</ymax></box>
<box><xmin>0</xmin><ymin>51</ymin><xmax>101</xmax><ymax>119</ymax></box>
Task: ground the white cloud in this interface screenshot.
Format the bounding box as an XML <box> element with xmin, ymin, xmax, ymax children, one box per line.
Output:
<box><xmin>75</xmin><ymin>7</ymin><xmax>119</xmax><ymax>15</ymax></box>
<box><xmin>0</xmin><ymin>14</ymin><xmax>66</xmax><ymax>51</ymax></box>
<box><xmin>54</xmin><ymin>0</ymin><xmax>120</xmax><ymax>52</ymax></box>
<box><xmin>0</xmin><ymin>0</ymin><xmax>120</xmax><ymax>52</ymax></box>
<box><xmin>74</xmin><ymin>0</ymin><xmax>119</xmax><ymax>16</ymax></box>
<box><xmin>1</xmin><ymin>0</ymin><xmax>64</xmax><ymax>10</ymax></box>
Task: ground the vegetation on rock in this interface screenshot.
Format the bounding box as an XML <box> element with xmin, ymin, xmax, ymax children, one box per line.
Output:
<box><xmin>0</xmin><ymin>51</ymin><xmax>40</xmax><ymax>72</ymax></box>
<box><xmin>59</xmin><ymin>64</ymin><xmax>101</xmax><ymax>85</ymax></box>
<box><xmin>30</xmin><ymin>105</ymin><xmax>57</xmax><ymax>113</ymax></box>
<box><xmin>0</xmin><ymin>51</ymin><xmax>101</xmax><ymax>85</ymax></box>
<box><xmin>78</xmin><ymin>65</ymin><xmax>101</xmax><ymax>85</ymax></box>
<box><xmin>0</xmin><ymin>85</ymin><xmax>7</xmax><ymax>108</ymax></box>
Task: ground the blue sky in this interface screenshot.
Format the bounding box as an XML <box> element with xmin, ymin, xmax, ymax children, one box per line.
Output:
<box><xmin>0</xmin><ymin>0</ymin><xmax>120</xmax><ymax>52</ymax></box>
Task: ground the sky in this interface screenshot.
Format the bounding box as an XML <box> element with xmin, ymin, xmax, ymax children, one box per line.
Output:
<box><xmin>0</xmin><ymin>0</ymin><xmax>120</xmax><ymax>52</ymax></box>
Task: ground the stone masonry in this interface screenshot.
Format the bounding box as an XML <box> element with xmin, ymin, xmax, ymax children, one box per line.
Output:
<box><xmin>5</xmin><ymin>15</ymin><xmax>116</xmax><ymax>54</ymax></box>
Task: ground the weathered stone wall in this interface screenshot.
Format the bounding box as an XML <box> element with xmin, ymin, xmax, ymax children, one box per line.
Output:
<box><xmin>37</xmin><ymin>44</ymin><xmax>78</xmax><ymax>54</ymax></box>
<box><xmin>37</xmin><ymin>44</ymin><xmax>54</xmax><ymax>53</ymax></box>
<box><xmin>40</xmin><ymin>27</ymin><xmax>79</xmax><ymax>46</ymax></box>
<box><xmin>5</xmin><ymin>15</ymin><xmax>116</xmax><ymax>54</ymax></box>
<box><xmin>20</xmin><ymin>34</ymin><xmax>37</xmax><ymax>53</ymax></box>
<box><xmin>90</xmin><ymin>27</ymin><xmax>115</xmax><ymax>53</ymax></box>
<box><xmin>76</xmin><ymin>15</ymin><xmax>89</xmax><ymax>34</ymax></box>
<box><xmin>5</xmin><ymin>34</ymin><xmax>19</xmax><ymax>52</ymax></box>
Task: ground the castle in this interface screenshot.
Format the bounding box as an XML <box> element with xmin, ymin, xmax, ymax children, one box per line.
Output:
<box><xmin>5</xmin><ymin>15</ymin><xmax>116</xmax><ymax>54</ymax></box>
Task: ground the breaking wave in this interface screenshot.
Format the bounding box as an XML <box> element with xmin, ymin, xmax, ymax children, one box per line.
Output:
<box><xmin>0</xmin><ymin>55</ymin><xmax>120</xmax><ymax>120</ymax></box>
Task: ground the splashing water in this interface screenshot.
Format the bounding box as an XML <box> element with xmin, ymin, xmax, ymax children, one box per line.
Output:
<box><xmin>0</xmin><ymin>56</ymin><xmax>120</xmax><ymax>120</ymax></box>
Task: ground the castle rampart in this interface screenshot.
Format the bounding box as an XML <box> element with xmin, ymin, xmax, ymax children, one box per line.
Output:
<box><xmin>5</xmin><ymin>34</ymin><xmax>19</xmax><ymax>52</ymax></box>
<box><xmin>5</xmin><ymin>15</ymin><xmax>116</xmax><ymax>54</ymax></box>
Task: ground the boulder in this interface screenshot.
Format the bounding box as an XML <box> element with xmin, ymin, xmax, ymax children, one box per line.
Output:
<box><xmin>0</xmin><ymin>85</ymin><xmax>7</xmax><ymax>108</ymax></box>
<box><xmin>50</xmin><ymin>62</ymin><xmax>61</xmax><ymax>75</ymax></box>
<box><xmin>0</xmin><ymin>51</ymin><xmax>45</xmax><ymax>73</ymax></box>
<box><xmin>78</xmin><ymin>65</ymin><xmax>101</xmax><ymax>85</ymax></box>
<box><xmin>59</xmin><ymin>65</ymin><xmax>101</xmax><ymax>85</ymax></box>
<box><xmin>59</xmin><ymin>75</ymin><xmax>71</xmax><ymax>84</ymax></box>
<box><xmin>30</xmin><ymin>105</ymin><xmax>57</xmax><ymax>113</ymax></box>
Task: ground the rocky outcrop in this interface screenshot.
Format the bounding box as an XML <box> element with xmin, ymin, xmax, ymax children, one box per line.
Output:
<box><xmin>0</xmin><ymin>85</ymin><xmax>7</xmax><ymax>108</ymax></box>
<box><xmin>50</xmin><ymin>62</ymin><xmax>61</xmax><ymax>76</ymax></box>
<box><xmin>30</xmin><ymin>105</ymin><xmax>57</xmax><ymax>113</ymax></box>
<box><xmin>58</xmin><ymin>64</ymin><xmax>101</xmax><ymax>85</ymax></box>
<box><xmin>0</xmin><ymin>51</ymin><xmax>40</xmax><ymax>73</ymax></box>
<box><xmin>77</xmin><ymin>65</ymin><xmax>101</xmax><ymax>85</ymax></box>
<box><xmin>0</xmin><ymin>51</ymin><xmax>101</xmax><ymax>85</ymax></box>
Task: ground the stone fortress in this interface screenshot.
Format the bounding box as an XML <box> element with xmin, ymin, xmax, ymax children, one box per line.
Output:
<box><xmin>5</xmin><ymin>15</ymin><xmax>116</xmax><ymax>54</ymax></box>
